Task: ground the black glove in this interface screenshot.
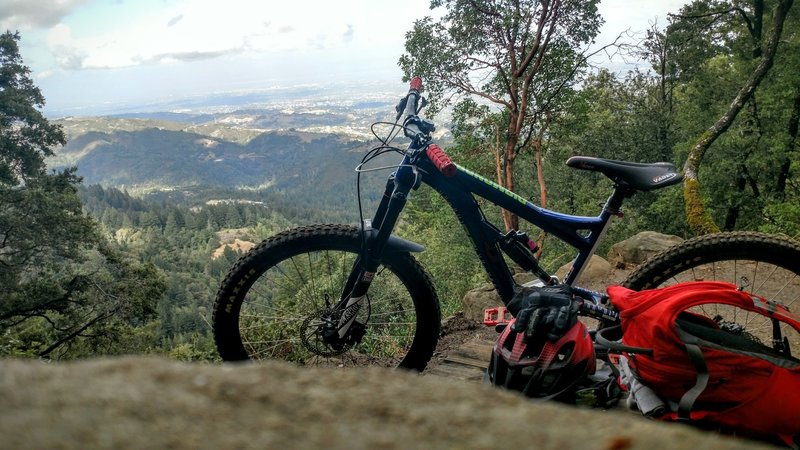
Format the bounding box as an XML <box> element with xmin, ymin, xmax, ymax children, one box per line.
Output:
<box><xmin>508</xmin><ymin>284</ymin><xmax>578</xmax><ymax>341</ymax></box>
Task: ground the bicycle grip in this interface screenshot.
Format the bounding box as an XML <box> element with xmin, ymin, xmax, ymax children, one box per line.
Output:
<box><xmin>409</xmin><ymin>76</ymin><xmax>423</xmax><ymax>91</ymax></box>
<box><xmin>427</xmin><ymin>144</ymin><xmax>457</xmax><ymax>177</ymax></box>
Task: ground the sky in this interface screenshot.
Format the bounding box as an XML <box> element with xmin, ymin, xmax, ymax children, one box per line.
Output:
<box><xmin>1</xmin><ymin>0</ymin><xmax>689</xmax><ymax>116</ymax></box>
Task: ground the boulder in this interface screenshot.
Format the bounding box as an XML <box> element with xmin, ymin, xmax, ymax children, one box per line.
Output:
<box><xmin>462</xmin><ymin>284</ymin><xmax>502</xmax><ymax>322</ymax></box>
<box><xmin>608</xmin><ymin>231</ymin><xmax>684</xmax><ymax>266</ymax></box>
<box><xmin>555</xmin><ymin>254</ymin><xmax>611</xmax><ymax>284</ymax></box>
<box><xmin>0</xmin><ymin>357</ymin><xmax>771</xmax><ymax>449</ymax></box>
<box><xmin>461</xmin><ymin>273</ymin><xmax>535</xmax><ymax>322</ymax></box>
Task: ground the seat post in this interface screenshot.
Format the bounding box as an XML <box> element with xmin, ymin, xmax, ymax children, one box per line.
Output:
<box><xmin>602</xmin><ymin>185</ymin><xmax>635</xmax><ymax>218</ymax></box>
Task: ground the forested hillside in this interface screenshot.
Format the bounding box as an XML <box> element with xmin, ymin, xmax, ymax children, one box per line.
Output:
<box><xmin>74</xmin><ymin>185</ymin><xmax>299</xmax><ymax>360</ymax></box>
<box><xmin>52</xmin><ymin>126</ymin><xmax>391</xmax><ymax>214</ymax></box>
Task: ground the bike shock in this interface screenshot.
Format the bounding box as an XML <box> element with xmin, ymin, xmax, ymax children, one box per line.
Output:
<box><xmin>499</xmin><ymin>230</ymin><xmax>553</xmax><ymax>284</ymax></box>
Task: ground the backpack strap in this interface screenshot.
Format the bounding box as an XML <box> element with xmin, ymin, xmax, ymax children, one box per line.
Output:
<box><xmin>676</xmin><ymin>330</ymin><xmax>710</xmax><ymax>422</ymax></box>
<box><xmin>595</xmin><ymin>325</ymin><xmax>654</xmax><ymax>356</ymax></box>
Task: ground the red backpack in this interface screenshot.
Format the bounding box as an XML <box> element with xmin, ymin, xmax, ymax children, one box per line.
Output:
<box><xmin>603</xmin><ymin>281</ymin><xmax>800</xmax><ymax>445</ymax></box>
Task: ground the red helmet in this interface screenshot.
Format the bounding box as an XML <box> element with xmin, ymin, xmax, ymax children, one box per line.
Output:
<box><xmin>486</xmin><ymin>317</ymin><xmax>596</xmax><ymax>400</ymax></box>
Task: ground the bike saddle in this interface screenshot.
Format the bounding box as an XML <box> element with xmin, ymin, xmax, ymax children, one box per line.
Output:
<box><xmin>566</xmin><ymin>156</ymin><xmax>683</xmax><ymax>191</ymax></box>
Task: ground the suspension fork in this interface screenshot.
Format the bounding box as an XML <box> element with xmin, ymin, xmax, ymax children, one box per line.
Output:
<box><xmin>331</xmin><ymin>157</ymin><xmax>418</xmax><ymax>339</ymax></box>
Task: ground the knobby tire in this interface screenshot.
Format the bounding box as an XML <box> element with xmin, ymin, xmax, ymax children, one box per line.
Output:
<box><xmin>212</xmin><ymin>224</ymin><xmax>440</xmax><ymax>371</ymax></box>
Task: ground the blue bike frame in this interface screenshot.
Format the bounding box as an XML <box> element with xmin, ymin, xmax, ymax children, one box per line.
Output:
<box><xmin>358</xmin><ymin>144</ymin><xmax>630</xmax><ymax>306</ymax></box>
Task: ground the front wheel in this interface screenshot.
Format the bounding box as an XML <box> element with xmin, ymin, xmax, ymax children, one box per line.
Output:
<box><xmin>212</xmin><ymin>224</ymin><xmax>441</xmax><ymax>370</ymax></box>
<box><xmin>623</xmin><ymin>231</ymin><xmax>800</xmax><ymax>350</ymax></box>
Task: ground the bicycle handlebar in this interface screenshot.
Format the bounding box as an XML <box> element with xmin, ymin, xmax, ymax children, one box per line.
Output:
<box><xmin>402</xmin><ymin>77</ymin><xmax>423</xmax><ymax>139</ymax></box>
<box><xmin>409</xmin><ymin>76</ymin><xmax>423</xmax><ymax>91</ymax></box>
<box><xmin>400</xmin><ymin>76</ymin><xmax>458</xmax><ymax>177</ymax></box>
<box><xmin>426</xmin><ymin>144</ymin><xmax>456</xmax><ymax>177</ymax></box>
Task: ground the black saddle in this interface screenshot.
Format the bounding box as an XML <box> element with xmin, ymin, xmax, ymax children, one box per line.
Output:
<box><xmin>566</xmin><ymin>156</ymin><xmax>683</xmax><ymax>191</ymax></box>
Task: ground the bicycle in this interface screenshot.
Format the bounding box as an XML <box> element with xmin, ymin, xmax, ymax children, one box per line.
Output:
<box><xmin>212</xmin><ymin>77</ymin><xmax>800</xmax><ymax>370</ymax></box>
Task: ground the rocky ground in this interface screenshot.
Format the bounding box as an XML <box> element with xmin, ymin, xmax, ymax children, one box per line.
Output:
<box><xmin>0</xmin><ymin>356</ymin><xmax>774</xmax><ymax>450</ymax></box>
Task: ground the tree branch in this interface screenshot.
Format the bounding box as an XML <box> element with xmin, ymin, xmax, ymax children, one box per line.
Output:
<box><xmin>467</xmin><ymin>0</ymin><xmax>501</xmax><ymax>17</ymax></box>
<box><xmin>515</xmin><ymin>0</ymin><xmax>555</xmax><ymax>77</ymax></box>
<box><xmin>669</xmin><ymin>7</ymin><xmax>755</xmax><ymax>39</ymax></box>
<box><xmin>38</xmin><ymin>310</ymin><xmax>115</xmax><ymax>358</ymax></box>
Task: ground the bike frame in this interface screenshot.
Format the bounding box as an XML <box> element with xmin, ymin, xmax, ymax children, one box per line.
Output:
<box><xmin>334</xmin><ymin>141</ymin><xmax>632</xmax><ymax>326</ymax></box>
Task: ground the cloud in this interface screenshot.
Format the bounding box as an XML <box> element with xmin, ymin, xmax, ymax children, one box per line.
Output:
<box><xmin>46</xmin><ymin>24</ymin><xmax>87</xmax><ymax>70</ymax></box>
<box><xmin>55</xmin><ymin>49</ymin><xmax>88</xmax><ymax>70</ymax></box>
<box><xmin>167</xmin><ymin>14</ymin><xmax>184</xmax><ymax>27</ymax></box>
<box><xmin>135</xmin><ymin>48</ymin><xmax>244</xmax><ymax>64</ymax></box>
<box><xmin>342</xmin><ymin>24</ymin><xmax>354</xmax><ymax>44</ymax></box>
<box><xmin>0</xmin><ymin>0</ymin><xmax>88</xmax><ymax>30</ymax></box>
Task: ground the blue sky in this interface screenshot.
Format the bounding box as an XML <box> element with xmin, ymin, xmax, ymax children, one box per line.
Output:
<box><xmin>1</xmin><ymin>0</ymin><xmax>688</xmax><ymax>116</ymax></box>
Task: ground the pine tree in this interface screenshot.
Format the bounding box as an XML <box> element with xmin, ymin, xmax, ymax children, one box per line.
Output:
<box><xmin>0</xmin><ymin>31</ymin><xmax>166</xmax><ymax>358</ymax></box>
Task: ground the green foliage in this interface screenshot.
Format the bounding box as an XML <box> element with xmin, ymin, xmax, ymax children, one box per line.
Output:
<box><xmin>399</xmin><ymin>0</ymin><xmax>602</xmax><ymax>116</ymax></box>
<box><xmin>167</xmin><ymin>334</ymin><xmax>219</xmax><ymax>363</ymax></box>
<box><xmin>0</xmin><ymin>31</ymin><xmax>66</xmax><ymax>184</ymax></box>
<box><xmin>0</xmin><ymin>31</ymin><xmax>169</xmax><ymax>360</ymax></box>
<box><xmin>666</xmin><ymin>0</ymin><xmax>799</xmax><ymax>233</ymax></box>
<box><xmin>74</xmin><ymin>184</ymin><xmax>303</xmax><ymax>359</ymax></box>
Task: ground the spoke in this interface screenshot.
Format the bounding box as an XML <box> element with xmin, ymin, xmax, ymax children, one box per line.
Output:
<box><xmin>245</xmin><ymin>337</ymin><xmax>292</xmax><ymax>354</ymax></box>
<box><xmin>273</xmin><ymin>258</ymin><xmax>306</xmax><ymax>296</ymax></box>
<box><xmin>325</xmin><ymin>249</ymin><xmax>337</xmax><ymax>305</ymax></box>
<box><xmin>745</xmin><ymin>321</ymin><xmax>777</xmax><ymax>334</ymax></box>
<box><xmin>367</xmin><ymin>309</ymin><xmax>415</xmax><ymax>318</ymax></box>
<box><xmin>289</xmin><ymin>254</ymin><xmax>309</xmax><ymax>288</ymax></box>
<box><xmin>361</xmin><ymin>293</ymin><xmax>410</xmax><ymax>306</ymax></box>
<box><xmin>751</xmin><ymin>261</ymin><xmax>759</xmax><ymax>296</ymax></box>
<box><xmin>307</xmin><ymin>251</ymin><xmax>318</xmax><ymax>302</ymax></box>
<box><xmin>770</xmin><ymin>273</ymin><xmax>799</xmax><ymax>307</ymax></box>
<box><xmin>243</xmin><ymin>337</ymin><xmax>299</xmax><ymax>346</ymax></box>
<box><xmin>339</xmin><ymin>250</ymin><xmax>350</xmax><ymax>299</ymax></box>
<box><xmin>364</xmin><ymin>333</ymin><xmax>417</xmax><ymax>339</ymax></box>
<box><xmin>238</xmin><ymin>317</ymin><xmax>311</xmax><ymax>330</ymax></box>
<box><xmin>754</xmin><ymin>264</ymin><xmax>781</xmax><ymax>295</ymax></box>
<box><xmin>366</xmin><ymin>321</ymin><xmax>416</xmax><ymax>326</ymax></box>
<box><xmin>253</xmin><ymin>270</ymin><xmax>297</xmax><ymax>298</ymax></box>
<box><xmin>241</xmin><ymin>297</ymin><xmax>277</xmax><ymax>311</ymax></box>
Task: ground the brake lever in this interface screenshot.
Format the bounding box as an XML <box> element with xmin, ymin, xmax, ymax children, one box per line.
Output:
<box><xmin>416</xmin><ymin>97</ymin><xmax>428</xmax><ymax>115</ymax></box>
<box><xmin>395</xmin><ymin>97</ymin><xmax>407</xmax><ymax>122</ymax></box>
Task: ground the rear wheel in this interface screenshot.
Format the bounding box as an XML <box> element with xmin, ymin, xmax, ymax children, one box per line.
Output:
<box><xmin>212</xmin><ymin>224</ymin><xmax>441</xmax><ymax>370</ymax></box>
<box><xmin>623</xmin><ymin>231</ymin><xmax>800</xmax><ymax>351</ymax></box>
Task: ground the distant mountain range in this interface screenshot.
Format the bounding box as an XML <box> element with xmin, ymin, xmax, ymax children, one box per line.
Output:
<box><xmin>55</xmin><ymin>126</ymin><xmax>367</xmax><ymax>188</ymax></box>
<box><xmin>49</xmin><ymin>110</ymin><xmax>426</xmax><ymax>221</ymax></box>
<box><xmin>48</xmin><ymin>86</ymin><xmax>452</xmax><ymax>218</ymax></box>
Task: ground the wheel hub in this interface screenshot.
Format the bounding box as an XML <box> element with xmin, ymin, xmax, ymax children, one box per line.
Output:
<box><xmin>299</xmin><ymin>309</ymin><xmax>368</xmax><ymax>357</ymax></box>
<box><xmin>300</xmin><ymin>310</ymin><xmax>348</xmax><ymax>357</ymax></box>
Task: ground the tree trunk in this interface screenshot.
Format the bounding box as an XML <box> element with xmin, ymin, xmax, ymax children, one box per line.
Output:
<box><xmin>502</xmin><ymin>136</ymin><xmax>520</xmax><ymax>231</ymax></box>
<box><xmin>776</xmin><ymin>89</ymin><xmax>800</xmax><ymax>199</ymax></box>
<box><xmin>533</xmin><ymin>135</ymin><xmax>547</xmax><ymax>259</ymax></box>
<box><xmin>682</xmin><ymin>0</ymin><xmax>794</xmax><ymax>235</ymax></box>
<box><xmin>724</xmin><ymin>164</ymin><xmax>747</xmax><ymax>230</ymax></box>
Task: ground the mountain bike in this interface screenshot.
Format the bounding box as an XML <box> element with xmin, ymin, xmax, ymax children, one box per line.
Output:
<box><xmin>212</xmin><ymin>77</ymin><xmax>800</xmax><ymax>370</ymax></box>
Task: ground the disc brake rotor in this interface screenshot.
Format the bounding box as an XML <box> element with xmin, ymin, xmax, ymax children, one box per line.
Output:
<box><xmin>300</xmin><ymin>310</ymin><xmax>351</xmax><ymax>357</ymax></box>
